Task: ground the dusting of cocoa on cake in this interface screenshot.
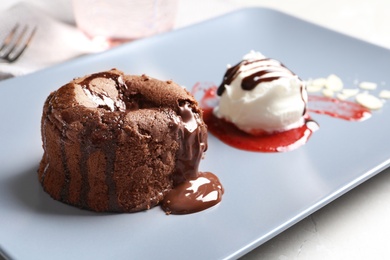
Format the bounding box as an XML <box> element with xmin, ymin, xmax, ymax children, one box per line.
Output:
<box><xmin>38</xmin><ymin>69</ymin><xmax>223</xmax><ymax>214</ymax></box>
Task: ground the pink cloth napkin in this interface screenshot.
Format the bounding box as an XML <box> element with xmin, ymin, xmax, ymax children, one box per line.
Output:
<box><xmin>0</xmin><ymin>2</ymin><xmax>95</xmax><ymax>78</ymax></box>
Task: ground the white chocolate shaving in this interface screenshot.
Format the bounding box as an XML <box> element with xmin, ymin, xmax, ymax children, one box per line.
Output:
<box><xmin>325</xmin><ymin>74</ymin><xmax>343</xmax><ymax>91</ymax></box>
<box><xmin>379</xmin><ymin>90</ymin><xmax>390</xmax><ymax>99</ymax></box>
<box><xmin>359</xmin><ymin>81</ymin><xmax>377</xmax><ymax>90</ymax></box>
<box><xmin>307</xmin><ymin>74</ymin><xmax>386</xmax><ymax>111</ymax></box>
<box><xmin>356</xmin><ymin>93</ymin><xmax>383</xmax><ymax>110</ymax></box>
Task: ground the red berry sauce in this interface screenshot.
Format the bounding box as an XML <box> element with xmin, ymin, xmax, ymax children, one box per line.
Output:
<box><xmin>193</xmin><ymin>82</ymin><xmax>371</xmax><ymax>153</ymax></box>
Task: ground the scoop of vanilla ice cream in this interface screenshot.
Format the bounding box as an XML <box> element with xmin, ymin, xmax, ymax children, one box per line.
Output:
<box><xmin>214</xmin><ymin>51</ymin><xmax>307</xmax><ymax>134</ymax></box>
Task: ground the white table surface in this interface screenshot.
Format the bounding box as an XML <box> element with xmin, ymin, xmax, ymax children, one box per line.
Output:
<box><xmin>1</xmin><ymin>1</ymin><xmax>390</xmax><ymax>259</ymax></box>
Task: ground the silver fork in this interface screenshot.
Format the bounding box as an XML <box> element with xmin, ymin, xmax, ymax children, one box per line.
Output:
<box><xmin>0</xmin><ymin>24</ymin><xmax>37</xmax><ymax>63</ymax></box>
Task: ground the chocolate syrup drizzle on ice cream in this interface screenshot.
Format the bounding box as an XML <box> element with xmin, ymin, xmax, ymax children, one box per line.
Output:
<box><xmin>214</xmin><ymin>51</ymin><xmax>311</xmax><ymax>136</ymax></box>
<box><xmin>217</xmin><ymin>52</ymin><xmax>302</xmax><ymax>94</ymax></box>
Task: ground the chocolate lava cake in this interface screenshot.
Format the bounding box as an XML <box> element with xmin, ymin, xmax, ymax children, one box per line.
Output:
<box><xmin>38</xmin><ymin>69</ymin><xmax>208</xmax><ymax>212</ymax></box>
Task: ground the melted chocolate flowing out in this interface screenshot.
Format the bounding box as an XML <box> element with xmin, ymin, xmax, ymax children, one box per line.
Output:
<box><xmin>162</xmin><ymin>103</ymin><xmax>224</xmax><ymax>214</ymax></box>
<box><xmin>162</xmin><ymin>172</ymin><xmax>224</xmax><ymax>215</ymax></box>
<box><xmin>172</xmin><ymin>102</ymin><xmax>207</xmax><ymax>185</ymax></box>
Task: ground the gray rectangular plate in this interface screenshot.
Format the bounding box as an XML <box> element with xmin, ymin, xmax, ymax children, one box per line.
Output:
<box><xmin>1</xmin><ymin>8</ymin><xmax>390</xmax><ymax>260</ymax></box>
